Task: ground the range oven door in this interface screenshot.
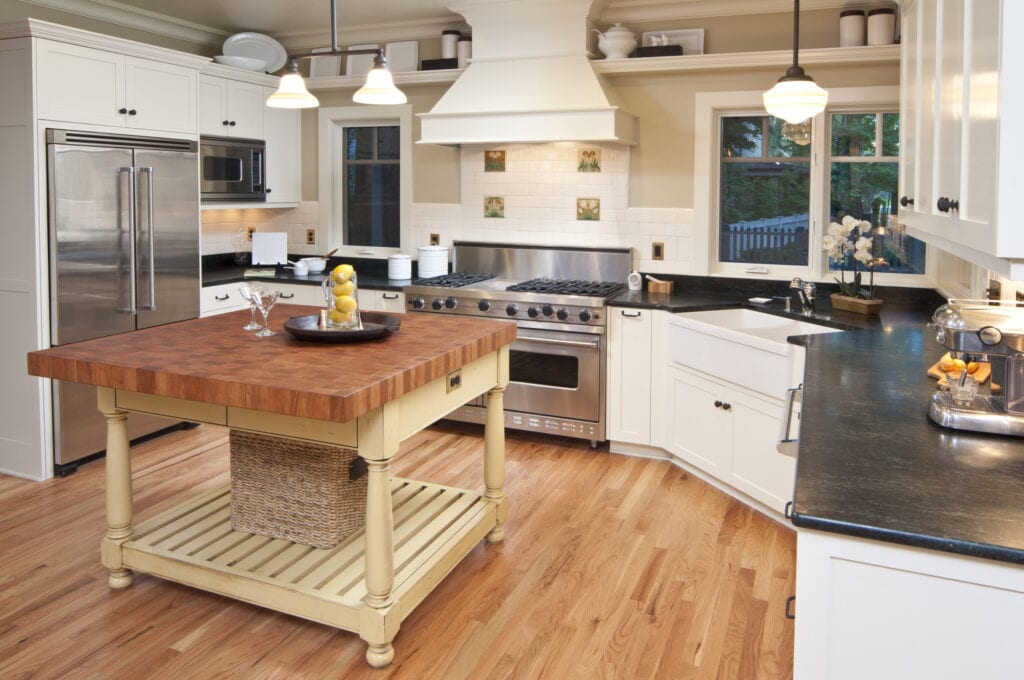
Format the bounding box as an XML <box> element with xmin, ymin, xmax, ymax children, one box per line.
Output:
<box><xmin>503</xmin><ymin>329</ymin><xmax>602</xmax><ymax>422</ymax></box>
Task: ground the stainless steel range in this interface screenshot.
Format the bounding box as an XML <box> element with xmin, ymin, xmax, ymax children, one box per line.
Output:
<box><xmin>405</xmin><ymin>242</ymin><xmax>631</xmax><ymax>444</ymax></box>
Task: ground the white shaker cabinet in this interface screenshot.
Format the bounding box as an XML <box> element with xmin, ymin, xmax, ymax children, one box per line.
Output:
<box><xmin>606</xmin><ymin>307</ymin><xmax>653</xmax><ymax>445</ymax></box>
<box><xmin>262</xmin><ymin>86</ymin><xmax>301</xmax><ymax>205</ymax></box>
<box><xmin>361</xmin><ymin>289</ymin><xmax>406</xmax><ymax>313</ymax></box>
<box><xmin>898</xmin><ymin>0</ymin><xmax>1023</xmax><ymax>278</ymax></box>
<box><xmin>198</xmin><ymin>74</ymin><xmax>264</xmax><ymax>139</ymax></box>
<box><xmin>794</xmin><ymin>529</ymin><xmax>1024</xmax><ymax>680</ymax></box>
<box><xmin>35</xmin><ymin>40</ymin><xmax>197</xmax><ymax>135</ymax></box>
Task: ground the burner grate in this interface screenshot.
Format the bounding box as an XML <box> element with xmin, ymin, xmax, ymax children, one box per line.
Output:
<box><xmin>506</xmin><ymin>278</ymin><xmax>626</xmax><ymax>297</ymax></box>
<box><xmin>412</xmin><ymin>272</ymin><xmax>494</xmax><ymax>288</ymax></box>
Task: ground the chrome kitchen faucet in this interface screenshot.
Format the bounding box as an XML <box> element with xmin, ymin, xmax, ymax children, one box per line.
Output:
<box><xmin>789</xmin><ymin>278</ymin><xmax>816</xmax><ymax>316</ymax></box>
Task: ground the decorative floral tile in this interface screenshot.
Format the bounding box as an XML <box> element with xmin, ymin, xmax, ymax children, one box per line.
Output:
<box><xmin>484</xmin><ymin>149</ymin><xmax>506</xmax><ymax>172</ymax></box>
<box><xmin>485</xmin><ymin>196</ymin><xmax>505</xmax><ymax>218</ymax></box>
<box><xmin>577</xmin><ymin>148</ymin><xmax>601</xmax><ymax>172</ymax></box>
<box><xmin>577</xmin><ymin>197</ymin><xmax>600</xmax><ymax>221</ymax></box>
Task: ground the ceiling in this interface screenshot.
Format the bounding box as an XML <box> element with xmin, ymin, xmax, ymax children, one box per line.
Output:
<box><xmin>20</xmin><ymin>0</ymin><xmax>853</xmax><ymax>49</ymax></box>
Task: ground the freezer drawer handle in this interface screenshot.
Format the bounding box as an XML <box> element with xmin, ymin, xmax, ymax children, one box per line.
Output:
<box><xmin>776</xmin><ymin>386</ymin><xmax>802</xmax><ymax>458</ymax></box>
<box><xmin>139</xmin><ymin>167</ymin><xmax>156</xmax><ymax>310</ymax></box>
<box><xmin>120</xmin><ymin>166</ymin><xmax>137</xmax><ymax>315</ymax></box>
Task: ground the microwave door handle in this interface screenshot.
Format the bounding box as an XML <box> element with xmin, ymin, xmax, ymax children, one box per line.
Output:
<box><xmin>252</xmin><ymin>148</ymin><xmax>263</xmax><ymax>192</ymax></box>
<box><xmin>139</xmin><ymin>167</ymin><xmax>156</xmax><ymax>310</ymax></box>
<box><xmin>515</xmin><ymin>334</ymin><xmax>600</xmax><ymax>349</ymax></box>
<box><xmin>119</xmin><ymin>166</ymin><xmax>137</xmax><ymax>315</ymax></box>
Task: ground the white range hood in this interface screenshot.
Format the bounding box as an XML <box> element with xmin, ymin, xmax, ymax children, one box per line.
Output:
<box><xmin>418</xmin><ymin>0</ymin><xmax>636</xmax><ymax>145</ymax></box>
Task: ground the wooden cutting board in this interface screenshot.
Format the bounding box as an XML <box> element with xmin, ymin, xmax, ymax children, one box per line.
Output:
<box><xmin>927</xmin><ymin>352</ymin><xmax>991</xmax><ymax>384</ymax></box>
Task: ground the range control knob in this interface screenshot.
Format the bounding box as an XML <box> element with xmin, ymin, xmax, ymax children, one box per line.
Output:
<box><xmin>542</xmin><ymin>304</ymin><xmax>554</xmax><ymax>317</ymax></box>
<box><xmin>505</xmin><ymin>304</ymin><xmax>518</xmax><ymax>317</ymax></box>
<box><xmin>579</xmin><ymin>309</ymin><xmax>592</xmax><ymax>322</ymax></box>
<box><xmin>478</xmin><ymin>299</ymin><xmax>491</xmax><ymax>312</ymax></box>
<box><xmin>556</xmin><ymin>308</ymin><xmax>569</xmax><ymax>321</ymax></box>
<box><xmin>444</xmin><ymin>296</ymin><xmax>457</xmax><ymax>309</ymax></box>
<box><xmin>411</xmin><ymin>298</ymin><xmax>425</xmax><ymax>309</ymax></box>
<box><xmin>527</xmin><ymin>306</ymin><xmax>540</xmax><ymax>318</ymax></box>
<box><xmin>431</xmin><ymin>298</ymin><xmax>444</xmax><ymax>310</ymax></box>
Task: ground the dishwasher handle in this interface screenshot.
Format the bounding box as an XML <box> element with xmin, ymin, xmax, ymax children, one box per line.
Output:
<box><xmin>777</xmin><ymin>386</ymin><xmax>802</xmax><ymax>458</ymax></box>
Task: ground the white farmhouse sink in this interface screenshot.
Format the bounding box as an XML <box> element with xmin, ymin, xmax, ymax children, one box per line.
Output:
<box><xmin>668</xmin><ymin>308</ymin><xmax>842</xmax><ymax>397</ymax></box>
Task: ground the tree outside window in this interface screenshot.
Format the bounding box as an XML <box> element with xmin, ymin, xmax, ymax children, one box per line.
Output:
<box><xmin>343</xmin><ymin>125</ymin><xmax>400</xmax><ymax>248</ymax></box>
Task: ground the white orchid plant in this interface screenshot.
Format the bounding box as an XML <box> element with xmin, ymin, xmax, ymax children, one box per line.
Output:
<box><xmin>823</xmin><ymin>215</ymin><xmax>882</xmax><ymax>299</ymax></box>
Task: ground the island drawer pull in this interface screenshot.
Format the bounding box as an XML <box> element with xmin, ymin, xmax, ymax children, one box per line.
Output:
<box><xmin>214</xmin><ymin>293</ymin><xmax>230</xmax><ymax>301</ymax></box>
<box><xmin>785</xmin><ymin>595</ymin><xmax>796</xmax><ymax>619</ymax></box>
<box><xmin>279</xmin><ymin>293</ymin><xmax>295</xmax><ymax>299</ymax></box>
<box><xmin>382</xmin><ymin>293</ymin><xmax>400</xmax><ymax>300</ymax></box>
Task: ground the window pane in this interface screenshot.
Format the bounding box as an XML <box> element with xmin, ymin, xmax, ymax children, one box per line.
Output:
<box><xmin>345</xmin><ymin>164</ymin><xmax>400</xmax><ymax>247</ymax></box>
<box><xmin>722</xmin><ymin>117</ymin><xmax>763</xmax><ymax>158</ymax></box>
<box><xmin>831</xmin><ymin>114</ymin><xmax>876</xmax><ymax>157</ymax></box>
<box><xmin>882</xmin><ymin>113</ymin><xmax>899</xmax><ymax>156</ymax></box>
<box><xmin>768</xmin><ymin>118</ymin><xmax>811</xmax><ymax>158</ymax></box>
<box><xmin>720</xmin><ymin>162</ymin><xmax>810</xmax><ymax>265</ymax></box>
<box><xmin>377</xmin><ymin>126</ymin><xmax>400</xmax><ymax>160</ymax></box>
<box><xmin>830</xmin><ymin>162</ymin><xmax>925</xmax><ymax>274</ymax></box>
<box><xmin>345</xmin><ymin>128</ymin><xmax>374</xmax><ymax>160</ymax></box>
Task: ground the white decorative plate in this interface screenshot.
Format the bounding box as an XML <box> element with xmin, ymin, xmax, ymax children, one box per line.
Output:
<box><xmin>212</xmin><ymin>55</ymin><xmax>268</xmax><ymax>71</ymax></box>
<box><xmin>346</xmin><ymin>44</ymin><xmax>379</xmax><ymax>77</ymax></box>
<box><xmin>385</xmin><ymin>41</ymin><xmax>419</xmax><ymax>73</ymax></box>
<box><xmin>640</xmin><ymin>28</ymin><xmax>704</xmax><ymax>55</ymax></box>
<box><xmin>223</xmin><ymin>32</ymin><xmax>288</xmax><ymax>73</ymax></box>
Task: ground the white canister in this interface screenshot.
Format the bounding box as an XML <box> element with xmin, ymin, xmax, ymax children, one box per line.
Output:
<box><xmin>839</xmin><ymin>10</ymin><xmax>866</xmax><ymax>47</ymax></box>
<box><xmin>441</xmin><ymin>30</ymin><xmax>461</xmax><ymax>59</ymax></box>
<box><xmin>867</xmin><ymin>8</ymin><xmax>896</xmax><ymax>46</ymax></box>
<box><xmin>457</xmin><ymin>36</ymin><xmax>472</xmax><ymax>69</ymax></box>
<box><xmin>388</xmin><ymin>253</ymin><xmax>412</xmax><ymax>280</ymax></box>
<box><xmin>417</xmin><ymin>245</ymin><xmax>449</xmax><ymax>279</ymax></box>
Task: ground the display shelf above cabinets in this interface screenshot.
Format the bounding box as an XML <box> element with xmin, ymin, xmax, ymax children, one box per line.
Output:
<box><xmin>592</xmin><ymin>44</ymin><xmax>900</xmax><ymax>75</ymax></box>
<box><xmin>306</xmin><ymin>67</ymin><xmax>464</xmax><ymax>92</ymax></box>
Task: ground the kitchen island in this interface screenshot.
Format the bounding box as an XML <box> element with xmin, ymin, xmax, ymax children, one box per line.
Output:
<box><xmin>27</xmin><ymin>306</ymin><xmax>516</xmax><ymax>668</ymax></box>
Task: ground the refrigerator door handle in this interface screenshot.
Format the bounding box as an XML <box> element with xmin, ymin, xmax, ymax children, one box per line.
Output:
<box><xmin>139</xmin><ymin>166</ymin><xmax>156</xmax><ymax>310</ymax></box>
<box><xmin>119</xmin><ymin>166</ymin><xmax>137</xmax><ymax>315</ymax></box>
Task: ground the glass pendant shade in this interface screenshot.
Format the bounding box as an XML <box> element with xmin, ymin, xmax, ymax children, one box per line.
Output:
<box><xmin>266</xmin><ymin>71</ymin><xmax>320</xmax><ymax>109</ymax></box>
<box><xmin>353</xmin><ymin>60</ymin><xmax>407</xmax><ymax>105</ymax></box>
<box><xmin>763</xmin><ymin>78</ymin><xmax>829</xmax><ymax>124</ymax></box>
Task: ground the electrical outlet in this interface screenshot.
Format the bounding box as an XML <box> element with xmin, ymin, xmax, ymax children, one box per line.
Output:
<box><xmin>306</xmin><ymin>228</ymin><xmax>316</xmax><ymax>245</ymax></box>
<box><xmin>652</xmin><ymin>242</ymin><xmax>664</xmax><ymax>261</ymax></box>
<box><xmin>430</xmin><ymin>233</ymin><xmax>440</xmax><ymax>246</ymax></box>
<box><xmin>247</xmin><ymin>226</ymin><xmax>256</xmax><ymax>241</ymax></box>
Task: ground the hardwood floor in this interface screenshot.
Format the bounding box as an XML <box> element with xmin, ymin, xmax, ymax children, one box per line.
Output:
<box><xmin>0</xmin><ymin>422</ymin><xmax>795</xmax><ymax>679</ymax></box>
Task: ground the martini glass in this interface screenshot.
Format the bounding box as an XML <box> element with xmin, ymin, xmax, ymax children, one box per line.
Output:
<box><xmin>238</xmin><ymin>284</ymin><xmax>263</xmax><ymax>331</ymax></box>
<box><xmin>253</xmin><ymin>289</ymin><xmax>280</xmax><ymax>337</ymax></box>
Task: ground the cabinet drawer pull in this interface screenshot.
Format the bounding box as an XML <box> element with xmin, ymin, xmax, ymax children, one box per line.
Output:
<box><xmin>279</xmin><ymin>293</ymin><xmax>295</xmax><ymax>299</ymax></box>
<box><xmin>222</xmin><ymin>120</ymin><xmax>230</xmax><ymax>126</ymax></box>
<box><xmin>620</xmin><ymin>310</ymin><xmax>642</xmax><ymax>318</ymax></box>
<box><xmin>382</xmin><ymin>293</ymin><xmax>399</xmax><ymax>300</ymax></box>
<box><xmin>785</xmin><ymin>595</ymin><xmax>796</xmax><ymax>620</ymax></box>
<box><xmin>214</xmin><ymin>294</ymin><xmax>230</xmax><ymax>301</ymax></box>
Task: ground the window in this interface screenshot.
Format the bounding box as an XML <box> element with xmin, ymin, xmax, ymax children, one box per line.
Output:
<box><xmin>318</xmin><ymin>105</ymin><xmax>412</xmax><ymax>256</ymax></box>
<box><xmin>342</xmin><ymin>126</ymin><xmax>400</xmax><ymax>248</ymax></box>
<box><xmin>719</xmin><ymin>116</ymin><xmax>811</xmax><ymax>267</ymax></box>
<box><xmin>828</xmin><ymin>112</ymin><xmax>925</xmax><ymax>275</ymax></box>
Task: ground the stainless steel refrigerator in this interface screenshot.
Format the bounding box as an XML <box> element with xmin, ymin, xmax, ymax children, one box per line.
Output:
<box><xmin>47</xmin><ymin>129</ymin><xmax>200</xmax><ymax>473</ymax></box>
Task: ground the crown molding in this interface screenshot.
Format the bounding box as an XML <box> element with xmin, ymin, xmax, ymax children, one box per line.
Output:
<box><xmin>600</xmin><ymin>0</ymin><xmax>854</xmax><ymax>24</ymax></box>
<box><xmin>17</xmin><ymin>0</ymin><xmax>227</xmax><ymax>47</ymax></box>
<box><xmin>275</xmin><ymin>16</ymin><xmax>470</xmax><ymax>52</ymax></box>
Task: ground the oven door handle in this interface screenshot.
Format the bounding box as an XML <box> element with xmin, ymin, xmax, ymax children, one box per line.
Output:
<box><xmin>516</xmin><ymin>334</ymin><xmax>600</xmax><ymax>349</ymax></box>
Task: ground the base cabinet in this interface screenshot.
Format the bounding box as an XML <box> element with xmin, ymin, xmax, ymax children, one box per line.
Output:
<box><xmin>361</xmin><ymin>289</ymin><xmax>406</xmax><ymax>313</ymax></box>
<box><xmin>794</xmin><ymin>529</ymin><xmax>1024</xmax><ymax>680</ymax></box>
<box><xmin>606</xmin><ymin>308</ymin><xmax>653</xmax><ymax>444</ymax></box>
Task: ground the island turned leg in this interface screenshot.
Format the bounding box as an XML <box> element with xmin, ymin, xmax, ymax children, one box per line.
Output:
<box><xmin>484</xmin><ymin>385</ymin><xmax>508</xmax><ymax>543</ymax></box>
<box><xmin>97</xmin><ymin>388</ymin><xmax>134</xmax><ymax>589</ymax></box>
<box><xmin>362</xmin><ymin>456</ymin><xmax>396</xmax><ymax>668</ymax></box>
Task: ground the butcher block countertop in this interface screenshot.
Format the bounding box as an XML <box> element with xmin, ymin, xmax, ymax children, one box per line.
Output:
<box><xmin>28</xmin><ymin>305</ymin><xmax>517</xmax><ymax>423</ymax></box>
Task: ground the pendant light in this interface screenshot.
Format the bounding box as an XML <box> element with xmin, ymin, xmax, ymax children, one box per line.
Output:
<box><xmin>266</xmin><ymin>0</ymin><xmax>406</xmax><ymax>109</ymax></box>
<box><xmin>763</xmin><ymin>0</ymin><xmax>828</xmax><ymax>124</ymax></box>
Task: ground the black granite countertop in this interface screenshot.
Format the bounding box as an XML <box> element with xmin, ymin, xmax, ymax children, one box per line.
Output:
<box><xmin>792</xmin><ymin>328</ymin><xmax>1024</xmax><ymax>565</ymax></box>
<box><xmin>201</xmin><ymin>254</ymin><xmax>410</xmax><ymax>291</ymax></box>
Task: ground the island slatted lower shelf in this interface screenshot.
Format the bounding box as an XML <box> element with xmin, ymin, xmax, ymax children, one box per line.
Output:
<box><xmin>122</xmin><ymin>478</ymin><xmax>497</xmax><ymax>631</ymax></box>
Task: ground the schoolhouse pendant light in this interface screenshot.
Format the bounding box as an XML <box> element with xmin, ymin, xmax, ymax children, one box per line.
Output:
<box><xmin>763</xmin><ymin>0</ymin><xmax>829</xmax><ymax>124</ymax></box>
<box><xmin>266</xmin><ymin>0</ymin><xmax>406</xmax><ymax>109</ymax></box>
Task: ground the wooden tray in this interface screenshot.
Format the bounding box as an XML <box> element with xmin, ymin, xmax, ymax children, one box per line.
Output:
<box><xmin>283</xmin><ymin>312</ymin><xmax>400</xmax><ymax>343</ymax></box>
<box><xmin>927</xmin><ymin>353</ymin><xmax>991</xmax><ymax>384</ymax></box>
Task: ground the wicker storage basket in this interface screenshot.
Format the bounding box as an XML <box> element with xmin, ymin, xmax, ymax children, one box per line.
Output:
<box><xmin>229</xmin><ymin>430</ymin><xmax>368</xmax><ymax>549</ymax></box>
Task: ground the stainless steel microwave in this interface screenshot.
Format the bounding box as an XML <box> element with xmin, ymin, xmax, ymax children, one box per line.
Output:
<box><xmin>199</xmin><ymin>136</ymin><xmax>265</xmax><ymax>201</ymax></box>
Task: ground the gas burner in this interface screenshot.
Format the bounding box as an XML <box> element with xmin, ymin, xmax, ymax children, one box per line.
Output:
<box><xmin>412</xmin><ymin>272</ymin><xmax>494</xmax><ymax>288</ymax></box>
<box><xmin>506</xmin><ymin>278</ymin><xmax>626</xmax><ymax>297</ymax></box>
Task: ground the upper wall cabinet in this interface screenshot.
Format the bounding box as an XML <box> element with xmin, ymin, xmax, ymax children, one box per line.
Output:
<box><xmin>262</xmin><ymin>86</ymin><xmax>301</xmax><ymax>205</ymax></box>
<box><xmin>898</xmin><ymin>0</ymin><xmax>1023</xmax><ymax>278</ymax></box>
<box><xmin>198</xmin><ymin>74</ymin><xmax>264</xmax><ymax>139</ymax></box>
<box><xmin>35</xmin><ymin>40</ymin><xmax>196</xmax><ymax>135</ymax></box>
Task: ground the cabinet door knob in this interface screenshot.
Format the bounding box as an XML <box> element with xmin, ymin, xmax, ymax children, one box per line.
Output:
<box><xmin>722</xmin><ymin>402</ymin><xmax>732</xmax><ymax>411</ymax></box>
<box><xmin>128</xmin><ymin>109</ymin><xmax>137</xmax><ymax>116</ymax></box>
<box><xmin>229</xmin><ymin>120</ymin><xmax>237</xmax><ymax>127</ymax></box>
<box><xmin>265</xmin><ymin>188</ymin><xmax>272</xmax><ymax>194</ymax></box>
<box><xmin>714</xmin><ymin>400</ymin><xmax>723</xmax><ymax>408</ymax></box>
<box><xmin>222</xmin><ymin>120</ymin><xmax>230</xmax><ymax>126</ymax></box>
<box><xmin>937</xmin><ymin>196</ymin><xmax>959</xmax><ymax>213</ymax></box>
<box><xmin>899</xmin><ymin>195</ymin><xmax>914</xmax><ymax>207</ymax></box>
<box><xmin>118</xmin><ymin>107</ymin><xmax>128</xmax><ymax>114</ymax></box>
